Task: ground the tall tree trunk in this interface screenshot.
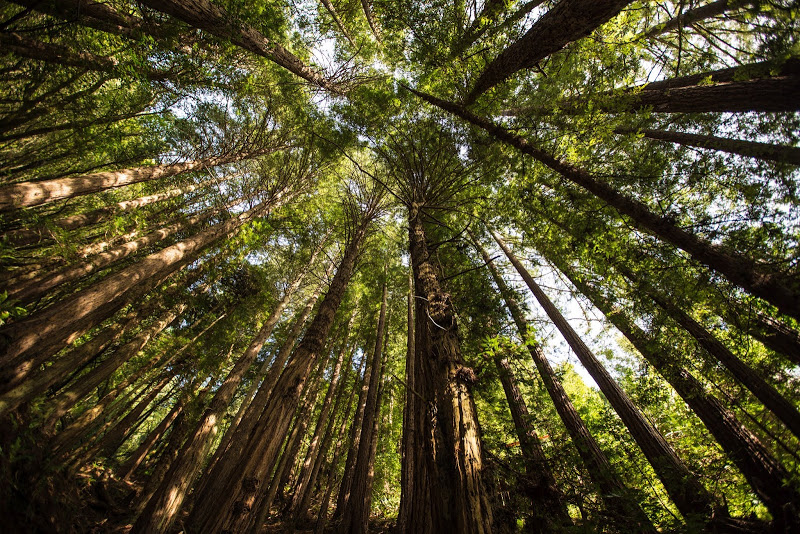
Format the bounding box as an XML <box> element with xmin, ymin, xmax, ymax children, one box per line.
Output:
<box><xmin>473</xmin><ymin>233</ymin><xmax>655</xmax><ymax>531</ymax></box>
<box><xmin>314</xmin><ymin>355</ymin><xmax>365</xmax><ymax>534</ymax></box>
<box><xmin>78</xmin><ymin>374</ymin><xmax>175</xmax><ymax>465</ymax></box>
<box><xmin>334</xmin><ymin>325</ymin><xmax>377</xmax><ymax>519</ymax></box>
<box><xmin>401</xmin><ymin>204</ymin><xmax>493</xmax><ymax>534</ymax></box>
<box><xmin>41</xmin><ymin>299</ymin><xmax>190</xmax><ymax>434</ymax></box>
<box><xmin>396</xmin><ymin>266</ymin><xmax>415</xmax><ymax>533</ymax></box>
<box><xmin>338</xmin><ymin>280</ymin><xmax>388</xmax><ymax>534</ymax></box>
<box><xmin>291</xmin><ymin>329</ymin><xmax>354</xmax><ymax>521</ymax></box>
<box><xmin>134</xmin><ymin>382</ymin><xmax>215</xmax><ymax>512</ymax></box>
<box><xmin>408</xmin><ymin>87</ymin><xmax>800</xmax><ymax>320</ymax></box>
<box><xmin>0</xmin><ymin>197</ymin><xmax>276</xmax><ymax>375</ymax></box>
<box><xmin>131</xmin><ymin>263</ymin><xmax>307</xmax><ymax>534</ymax></box>
<box><xmin>292</xmin><ymin>347</ymin><xmax>356</xmax><ymax>524</ymax></box>
<box><xmin>1</xmin><ymin>177</ymin><xmax>221</xmax><ymax>247</ymax></box>
<box><xmin>465</xmin><ymin>0</ymin><xmax>634</xmax><ymax>103</ymax></box>
<box><xmin>186</xmin><ymin>256</ymin><xmax>332</xmax><ymax>529</ymax></box>
<box><xmin>136</xmin><ymin>0</ymin><xmax>341</xmax><ymax>93</ymax></box>
<box><xmin>620</xmin><ymin>267</ymin><xmax>800</xmax><ymax>441</ymax></box>
<box><xmin>118</xmin><ymin>395</ymin><xmax>186</xmax><ymax>481</ymax></box>
<box><xmin>9</xmin><ymin>196</ymin><xmax>239</xmax><ymax>304</ymax></box>
<box><xmin>0</xmin><ymin>146</ymin><xmax>283</xmax><ymax>212</ymax></box>
<box><xmin>210</xmin><ymin>208</ymin><xmax>375</xmax><ymax>533</ymax></box>
<box><xmin>493</xmin><ymin>352</ymin><xmax>573</xmax><ymax>531</ymax></box>
<box><xmin>491</xmin><ymin>229</ymin><xmax>715</xmax><ymax>523</ymax></box>
<box><xmin>0</xmin><ymin>32</ymin><xmax>174</xmax><ymax>81</ymax></box>
<box><xmin>615</xmin><ymin>127</ymin><xmax>800</xmax><ymax>166</ymax></box>
<box><xmin>248</xmin><ymin>357</ymin><xmax>329</xmax><ymax>532</ymax></box>
<box><xmin>559</xmin><ymin>262</ymin><xmax>800</xmax><ymax>531</ymax></box>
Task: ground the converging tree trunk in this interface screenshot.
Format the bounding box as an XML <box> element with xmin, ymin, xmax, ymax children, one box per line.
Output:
<box><xmin>473</xmin><ymin>233</ymin><xmax>655</xmax><ymax>531</ymax></box>
<box><xmin>408</xmin><ymin>87</ymin><xmax>800</xmax><ymax>320</ymax></box>
<box><xmin>491</xmin><ymin>229</ymin><xmax>715</xmax><ymax>524</ymax></box>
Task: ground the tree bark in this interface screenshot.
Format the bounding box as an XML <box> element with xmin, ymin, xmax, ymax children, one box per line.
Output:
<box><xmin>473</xmin><ymin>233</ymin><xmax>655</xmax><ymax>530</ymax></box>
<box><xmin>1</xmin><ymin>177</ymin><xmax>220</xmax><ymax>247</ymax></box>
<box><xmin>131</xmin><ymin>263</ymin><xmax>306</xmax><ymax>534</ymax></box>
<box><xmin>248</xmin><ymin>356</ymin><xmax>329</xmax><ymax>532</ymax></box>
<box><xmin>491</xmin><ymin>229</ymin><xmax>715</xmax><ymax>523</ymax></box>
<box><xmin>408</xmin><ymin>87</ymin><xmax>800</xmax><ymax>320</ymax></box>
<box><xmin>0</xmin><ymin>197</ymin><xmax>276</xmax><ymax>377</ymax></box>
<box><xmin>559</xmin><ymin>263</ymin><xmax>800</xmax><ymax>530</ymax></box>
<box><xmin>494</xmin><ymin>352</ymin><xmax>573</xmax><ymax>531</ymax></box>
<box><xmin>621</xmin><ymin>267</ymin><xmax>800</xmax><ymax>441</ymax></box>
<box><xmin>396</xmin><ymin>266</ymin><xmax>415</xmax><ymax>533</ymax></box>
<box><xmin>0</xmin><ymin>32</ymin><xmax>174</xmax><ymax>81</ymax></box>
<box><xmin>291</xmin><ymin>330</ymin><xmax>354</xmax><ymax>520</ymax></box>
<box><xmin>465</xmin><ymin>0</ymin><xmax>634</xmax><ymax>103</ymax></box>
<box><xmin>645</xmin><ymin>0</ymin><xmax>755</xmax><ymax>38</ymax></box>
<box><xmin>401</xmin><ymin>204</ymin><xmax>493</xmax><ymax>534</ymax></box>
<box><xmin>9</xmin><ymin>196</ymin><xmax>238</xmax><ymax>304</ymax></box>
<box><xmin>188</xmin><ymin>203</ymin><xmax>377</xmax><ymax>533</ymax></box>
<box><xmin>338</xmin><ymin>280</ymin><xmax>388</xmax><ymax>534</ymax></box>
<box><xmin>0</xmin><ymin>146</ymin><xmax>283</xmax><ymax>212</ymax></box>
<box><xmin>118</xmin><ymin>395</ymin><xmax>186</xmax><ymax>481</ymax></box>
<box><xmin>186</xmin><ymin>261</ymin><xmax>332</xmax><ymax>530</ymax></box>
<box><xmin>615</xmin><ymin>127</ymin><xmax>800</xmax><ymax>166</ymax></box>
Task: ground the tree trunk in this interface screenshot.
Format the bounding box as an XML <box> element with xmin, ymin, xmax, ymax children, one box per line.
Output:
<box><xmin>136</xmin><ymin>0</ymin><xmax>341</xmax><ymax>93</ymax></box>
<box><xmin>248</xmin><ymin>357</ymin><xmax>329</xmax><ymax>532</ymax></box>
<box><xmin>396</xmin><ymin>266</ymin><xmax>415</xmax><ymax>533</ymax></box>
<box><xmin>0</xmin><ymin>32</ymin><xmax>174</xmax><ymax>81</ymax></box>
<box><xmin>494</xmin><ymin>353</ymin><xmax>573</xmax><ymax>531</ymax></box>
<box><xmin>210</xmin><ymin>209</ymin><xmax>374</xmax><ymax>533</ymax></box>
<box><xmin>560</xmin><ymin>263</ymin><xmax>800</xmax><ymax>531</ymax></box>
<box><xmin>645</xmin><ymin>0</ymin><xmax>755</xmax><ymax>38</ymax></box>
<box><xmin>465</xmin><ymin>0</ymin><xmax>634</xmax><ymax>103</ymax></box>
<box><xmin>401</xmin><ymin>204</ymin><xmax>493</xmax><ymax>534</ymax></box>
<box><xmin>473</xmin><ymin>232</ymin><xmax>655</xmax><ymax>531</ymax></box>
<box><xmin>290</xmin><ymin>329</ymin><xmax>354</xmax><ymax>520</ymax></box>
<box><xmin>119</xmin><ymin>395</ymin><xmax>186</xmax><ymax>481</ymax></box>
<box><xmin>9</xmin><ymin>196</ymin><xmax>237</xmax><ymax>304</ymax></box>
<box><xmin>1</xmin><ymin>177</ymin><xmax>220</xmax><ymax>247</ymax></box>
<box><xmin>80</xmin><ymin>374</ymin><xmax>174</xmax><ymax>465</ymax></box>
<box><xmin>131</xmin><ymin>263</ymin><xmax>306</xmax><ymax>534</ymax></box>
<box><xmin>0</xmin><ymin>146</ymin><xmax>283</xmax><ymax>212</ymax></box>
<box><xmin>0</xmin><ymin>197</ymin><xmax>275</xmax><ymax>374</ymax></box>
<box><xmin>334</xmin><ymin>323</ymin><xmax>377</xmax><ymax>520</ymax></box>
<box><xmin>186</xmin><ymin>258</ymin><xmax>332</xmax><ymax>530</ymax></box>
<box><xmin>491</xmin><ymin>229</ymin><xmax>715</xmax><ymax>523</ymax></box>
<box><xmin>314</xmin><ymin>353</ymin><xmax>365</xmax><ymax>534</ymax></box>
<box><xmin>409</xmin><ymin>87</ymin><xmax>800</xmax><ymax>320</ymax></box>
<box><xmin>293</xmin><ymin>347</ymin><xmax>356</xmax><ymax>524</ymax></box>
<box><xmin>338</xmin><ymin>280</ymin><xmax>388</xmax><ymax>534</ymax></box>
<box><xmin>615</xmin><ymin>127</ymin><xmax>800</xmax><ymax>166</ymax></box>
<box><xmin>620</xmin><ymin>267</ymin><xmax>800</xmax><ymax>441</ymax></box>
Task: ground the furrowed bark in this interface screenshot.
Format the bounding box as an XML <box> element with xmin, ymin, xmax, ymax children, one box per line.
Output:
<box><xmin>402</xmin><ymin>204</ymin><xmax>493</xmax><ymax>534</ymax></box>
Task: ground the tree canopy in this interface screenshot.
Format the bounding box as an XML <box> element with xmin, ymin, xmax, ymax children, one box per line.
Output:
<box><xmin>0</xmin><ymin>0</ymin><xmax>798</xmax><ymax>533</ymax></box>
